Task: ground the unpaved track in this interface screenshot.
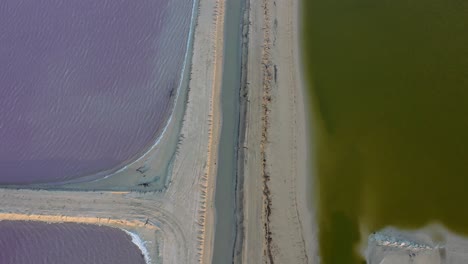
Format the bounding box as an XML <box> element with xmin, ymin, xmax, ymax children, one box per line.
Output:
<box><xmin>240</xmin><ymin>0</ymin><xmax>316</xmax><ymax>262</ymax></box>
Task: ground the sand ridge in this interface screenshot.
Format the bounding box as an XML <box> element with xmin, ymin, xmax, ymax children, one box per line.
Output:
<box><xmin>239</xmin><ymin>0</ymin><xmax>315</xmax><ymax>262</ymax></box>
<box><xmin>197</xmin><ymin>0</ymin><xmax>225</xmax><ymax>262</ymax></box>
<box><xmin>0</xmin><ymin>213</ymin><xmax>156</xmax><ymax>230</ymax></box>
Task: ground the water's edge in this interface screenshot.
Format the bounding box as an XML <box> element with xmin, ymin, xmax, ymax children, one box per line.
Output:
<box><xmin>232</xmin><ymin>0</ymin><xmax>251</xmax><ymax>262</ymax></box>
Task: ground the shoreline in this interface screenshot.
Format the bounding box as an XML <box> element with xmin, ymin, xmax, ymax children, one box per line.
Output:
<box><xmin>294</xmin><ymin>0</ymin><xmax>319</xmax><ymax>261</ymax></box>
<box><xmin>122</xmin><ymin>229</ymin><xmax>152</xmax><ymax>264</ymax></box>
<box><xmin>0</xmin><ymin>0</ymin><xmax>200</xmax><ymax>191</ymax></box>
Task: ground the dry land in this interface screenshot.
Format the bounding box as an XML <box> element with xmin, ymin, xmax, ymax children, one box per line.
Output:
<box><xmin>239</xmin><ymin>0</ymin><xmax>317</xmax><ymax>262</ymax></box>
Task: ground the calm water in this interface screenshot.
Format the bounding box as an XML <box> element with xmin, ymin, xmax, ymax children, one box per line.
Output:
<box><xmin>302</xmin><ymin>0</ymin><xmax>468</xmax><ymax>263</ymax></box>
<box><xmin>212</xmin><ymin>0</ymin><xmax>244</xmax><ymax>262</ymax></box>
<box><xmin>0</xmin><ymin>221</ymin><xmax>146</xmax><ymax>264</ymax></box>
<box><xmin>0</xmin><ymin>0</ymin><xmax>193</xmax><ymax>184</ymax></box>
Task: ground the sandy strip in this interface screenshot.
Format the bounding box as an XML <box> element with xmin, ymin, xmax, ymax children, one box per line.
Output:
<box><xmin>240</xmin><ymin>0</ymin><xmax>316</xmax><ymax>262</ymax></box>
<box><xmin>0</xmin><ymin>213</ymin><xmax>155</xmax><ymax>230</ymax></box>
<box><xmin>199</xmin><ymin>0</ymin><xmax>225</xmax><ymax>262</ymax></box>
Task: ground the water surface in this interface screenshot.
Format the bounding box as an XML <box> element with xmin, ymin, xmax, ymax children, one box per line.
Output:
<box><xmin>302</xmin><ymin>0</ymin><xmax>468</xmax><ymax>263</ymax></box>
<box><xmin>0</xmin><ymin>0</ymin><xmax>193</xmax><ymax>184</ymax></box>
<box><xmin>0</xmin><ymin>221</ymin><xmax>146</xmax><ymax>264</ymax></box>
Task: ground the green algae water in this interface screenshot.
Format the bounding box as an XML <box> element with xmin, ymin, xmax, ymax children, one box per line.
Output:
<box><xmin>302</xmin><ymin>0</ymin><xmax>468</xmax><ymax>263</ymax></box>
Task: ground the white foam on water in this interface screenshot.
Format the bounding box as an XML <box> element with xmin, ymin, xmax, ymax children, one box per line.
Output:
<box><xmin>122</xmin><ymin>229</ymin><xmax>152</xmax><ymax>264</ymax></box>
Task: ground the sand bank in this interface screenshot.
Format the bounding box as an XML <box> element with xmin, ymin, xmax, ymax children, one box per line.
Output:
<box><xmin>239</xmin><ymin>0</ymin><xmax>316</xmax><ymax>262</ymax></box>
<box><xmin>0</xmin><ymin>213</ymin><xmax>155</xmax><ymax>229</ymax></box>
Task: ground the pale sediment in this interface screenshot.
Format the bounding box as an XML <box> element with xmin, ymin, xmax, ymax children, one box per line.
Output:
<box><xmin>240</xmin><ymin>0</ymin><xmax>315</xmax><ymax>262</ymax></box>
<box><xmin>0</xmin><ymin>213</ymin><xmax>155</xmax><ymax>230</ymax></box>
<box><xmin>197</xmin><ymin>0</ymin><xmax>225</xmax><ymax>262</ymax></box>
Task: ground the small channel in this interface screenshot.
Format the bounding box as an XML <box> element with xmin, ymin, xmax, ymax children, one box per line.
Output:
<box><xmin>212</xmin><ymin>0</ymin><xmax>245</xmax><ymax>263</ymax></box>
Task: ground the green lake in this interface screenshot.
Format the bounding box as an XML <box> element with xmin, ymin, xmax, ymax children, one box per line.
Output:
<box><xmin>302</xmin><ymin>0</ymin><xmax>468</xmax><ymax>263</ymax></box>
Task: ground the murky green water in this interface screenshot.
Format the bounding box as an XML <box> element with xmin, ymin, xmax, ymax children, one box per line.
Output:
<box><xmin>302</xmin><ymin>0</ymin><xmax>468</xmax><ymax>263</ymax></box>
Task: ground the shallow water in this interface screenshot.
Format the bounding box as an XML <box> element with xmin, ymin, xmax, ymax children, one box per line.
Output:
<box><xmin>0</xmin><ymin>221</ymin><xmax>146</xmax><ymax>264</ymax></box>
<box><xmin>0</xmin><ymin>0</ymin><xmax>193</xmax><ymax>184</ymax></box>
<box><xmin>302</xmin><ymin>0</ymin><xmax>468</xmax><ymax>263</ymax></box>
<box><xmin>212</xmin><ymin>0</ymin><xmax>244</xmax><ymax>262</ymax></box>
